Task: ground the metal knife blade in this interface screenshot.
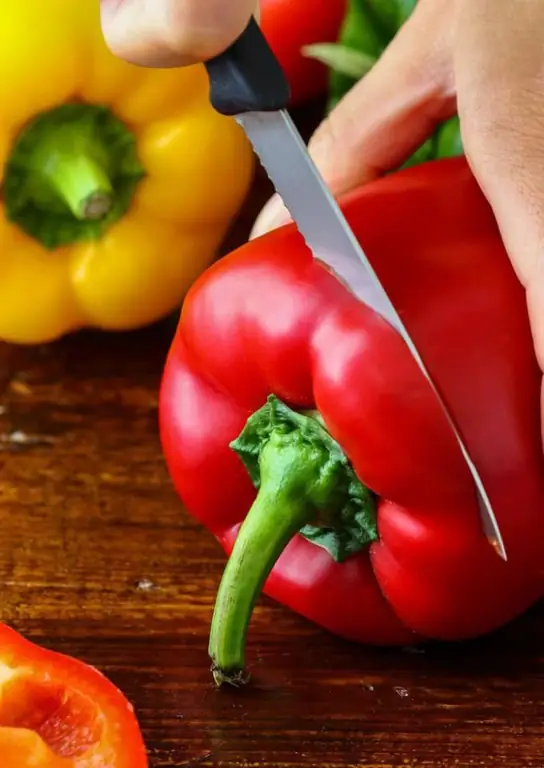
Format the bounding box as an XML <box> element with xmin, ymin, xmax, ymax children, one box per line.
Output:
<box><xmin>236</xmin><ymin>108</ymin><xmax>507</xmax><ymax>562</ymax></box>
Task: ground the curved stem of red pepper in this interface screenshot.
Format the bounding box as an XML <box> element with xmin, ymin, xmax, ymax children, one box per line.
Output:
<box><xmin>209</xmin><ymin>453</ymin><xmax>312</xmax><ymax>687</ymax></box>
<box><xmin>208</xmin><ymin>395</ymin><xmax>377</xmax><ymax>687</ymax></box>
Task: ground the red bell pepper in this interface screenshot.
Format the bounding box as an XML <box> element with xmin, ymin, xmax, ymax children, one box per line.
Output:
<box><xmin>260</xmin><ymin>0</ymin><xmax>346</xmax><ymax>105</ymax></box>
<box><xmin>159</xmin><ymin>157</ymin><xmax>544</xmax><ymax>686</ymax></box>
<box><xmin>0</xmin><ymin>624</ymin><xmax>147</xmax><ymax>766</ymax></box>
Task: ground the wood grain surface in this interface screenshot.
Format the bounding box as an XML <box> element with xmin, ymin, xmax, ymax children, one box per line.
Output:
<box><xmin>0</xmin><ymin>103</ymin><xmax>542</xmax><ymax>768</ymax></box>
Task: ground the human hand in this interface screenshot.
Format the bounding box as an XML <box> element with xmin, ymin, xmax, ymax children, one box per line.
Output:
<box><xmin>251</xmin><ymin>0</ymin><xmax>544</xmax><ymax>439</ymax></box>
<box><xmin>99</xmin><ymin>0</ymin><xmax>256</xmax><ymax>67</ymax></box>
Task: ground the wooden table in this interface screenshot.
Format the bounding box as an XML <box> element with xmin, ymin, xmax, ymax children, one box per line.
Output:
<box><xmin>0</xmin><ymin>105</ymin><xmax>543</xmax><ymax>767</ymax></box>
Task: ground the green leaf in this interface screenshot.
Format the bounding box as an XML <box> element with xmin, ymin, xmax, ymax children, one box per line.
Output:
<box><xmin>325</xmin><ymin>0</ymin><xmax>422</xmax><ymax>112</ymax></box>
<box><xmin>327</xmin><ymin>0</ymin><xmax>392</xmax><ymax>111</ymax></box>
<box><xmin>435</xmin><ymin>116</ymin><xmax>463</xmax><ymax>159</ymax></box>
<box><xmin>341</xmin><ymin>1</ymin><xmax>391</xmax><ymax>56</ymax></box>
<box><xmin>304</xmin><ymin>43</ymin><xmax>377</xmax><ymax>80</ymax></box>
<box><xmin>366</xmin><ymin>0</ymin><xmax>402</xmax><ymax>36</ymax></box>
<box><xmin>395</xmin><ymin>0</ymin><xmax>418</xmax><ymax>25</ymax></box>
<box><xmin>401</xmin><ymin>138</ymin><xmax>436</xmax><ymax>170</ymax></box>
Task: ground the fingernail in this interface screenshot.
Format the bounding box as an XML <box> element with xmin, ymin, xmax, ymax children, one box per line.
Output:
<box><xmin>250</xmin><ymin>194</ymin><xmax>291</xmax><ymax>239</ymax></box>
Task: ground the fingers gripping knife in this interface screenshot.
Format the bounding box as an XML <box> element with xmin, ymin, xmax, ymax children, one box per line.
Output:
<box><xmin>204</xmin><ymin>18</ymin><xmax>507</xmax><ymax>561</ymax></box>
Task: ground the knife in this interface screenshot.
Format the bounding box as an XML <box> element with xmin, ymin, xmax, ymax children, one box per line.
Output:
<box><xmin>204</xmin><ymin>17</ymin><xmax>507</xmax><ymax>561</ymax></box>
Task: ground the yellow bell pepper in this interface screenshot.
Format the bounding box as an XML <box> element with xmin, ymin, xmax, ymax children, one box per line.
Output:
<box><xmin>0</xmin><ymin>0</ymin><xmax>254</xmax><ymax>344</ymax></box>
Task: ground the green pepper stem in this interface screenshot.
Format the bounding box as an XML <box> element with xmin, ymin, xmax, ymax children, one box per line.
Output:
<box><xmin>26</xmin><ymin>120</ymin><xmax>115</xmax><ymax>222</ymax></box>
<box><xmin>209</xmin><ymin>478</ymin><xmax>312</xmax><ymax>687</ymax></box>
<box><xmin>4</xmin><ymin>103</ymin><xmax>145</xmax><ymax>249</ymax></box>
<box><xmin>208</xmin><ymin>395</ymin><xmax>377</xmax><ymax>688</ymax></box>
<box><xmin>41</xmin><ymin>151</ymin><xmax>113</xmax><ymax>221</ymax></box>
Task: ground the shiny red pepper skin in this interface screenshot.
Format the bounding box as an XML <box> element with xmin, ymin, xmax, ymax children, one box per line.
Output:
<box><xmin>159</xmin><ymin>157</ymin><xmax>544</xmax><ymax>646</ymax></box>
<box><xmin>0</xmin><ymin>623</ymin><xmax>147</xmax><ymax>766</ymax></box>
<box><xmin>260</xmin><ymin>0</ymin><xmax>346</xmax><ymax>105</ymax></box>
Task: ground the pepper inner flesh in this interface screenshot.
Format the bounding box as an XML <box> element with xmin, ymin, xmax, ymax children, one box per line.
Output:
<box><xmin>0</xmin><ymin>674</ymin><xmax>101</xmax><ymax>757</ymax></box>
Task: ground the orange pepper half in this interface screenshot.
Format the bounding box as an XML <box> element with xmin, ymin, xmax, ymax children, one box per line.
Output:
<box><xmin>0</xmin><ymin>623</ymin><xmax>148</xmax><ymax>767</ymax></box>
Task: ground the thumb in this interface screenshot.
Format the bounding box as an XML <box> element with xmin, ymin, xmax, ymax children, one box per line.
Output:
<box><xmin>100</xmin><ymin>0</ymin><xmax>256</xmax><ymax>67</ymax></box>
<box><xmin>251</xmin><ymin>0</ymin><xmax>455</xmax><ymax>238</ymax></box>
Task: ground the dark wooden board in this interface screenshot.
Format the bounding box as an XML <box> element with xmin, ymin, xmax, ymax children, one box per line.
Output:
<box><xmin>0</xmin><ymin>100</ymin><xmax>542</xmax><ymax>767</ymax></box>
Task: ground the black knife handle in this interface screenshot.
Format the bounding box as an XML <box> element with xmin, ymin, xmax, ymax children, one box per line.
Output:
<box><xmin>204</xmin><ymin>17</ymin><xmax>290</xmax><ymax>116</ymax></box>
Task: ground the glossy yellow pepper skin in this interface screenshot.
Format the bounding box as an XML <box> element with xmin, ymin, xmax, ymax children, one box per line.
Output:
<box><xmin>0</xmin><ymin>0</ymin><xmax>254</xmax><ymax>344</ymax></box>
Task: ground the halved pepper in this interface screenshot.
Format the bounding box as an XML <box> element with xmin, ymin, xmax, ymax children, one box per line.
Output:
<box><xmin>0</xmin><ymin>0</ymin><xmax>254</xmax><ymax>345</ymax></box>
<box><xmin>159</xmin><ymin>157</ymin><xmax>544</xmax><ymax>685</ymax></box>
<box><xmin>0</xmin><ymin>623</ymin><xmax>147</xmax><ymax>766</ymax></box>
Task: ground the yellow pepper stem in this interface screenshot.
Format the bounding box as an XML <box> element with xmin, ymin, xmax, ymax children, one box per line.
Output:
<box><xmin>4</xmin><ymin>103</ymin><xmax>144</xmax><ymax>250</ymax></box>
